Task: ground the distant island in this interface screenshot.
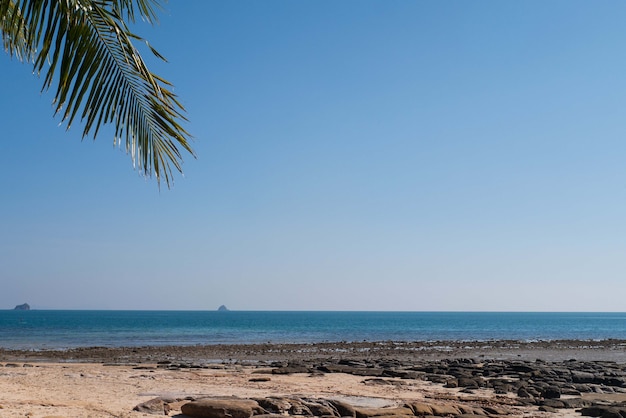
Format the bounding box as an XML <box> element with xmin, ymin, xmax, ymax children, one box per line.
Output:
<box><xmin>217</xmin><ymin>305</ymin><xmax>229</xmax><ymax>312</ymax></box>
<box><xmin>14</xmin><ymin>303</ymin><xmax>30</xmax><ymax>311</ymax></box>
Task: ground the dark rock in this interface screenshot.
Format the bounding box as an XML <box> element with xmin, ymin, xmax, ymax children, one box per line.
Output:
<box><xmin>579</xmin><ymin>405</ymin><xmax>609</xmax><ymax>417</ymax></box>
<box><xmin>541</xmin><ymin>386</ymin><xmax>561</xmax><ymax>399</ymax></box>
<box><xmin>561</xmin><ymin>387</ymin><xmax>582</xmax><ymax>396</ymax></box>
<box><xmin>272</xmin><ymin>365</ymin><xmax>310</xmax><ymax>374</ymax></box>
<box><xmin>526</xmin><ymin>386</ymin><xmax>542</xmax><ymax>397</ymax></box>
<box><xmin>538</xmin><ymin>406</ymin><xmax>557</xmax><ymax>413</ymax></box>
<box><xmin>516</xmin><ymin>398</ymin><xmax>536</xmax><ymax>407</ymax></box>
<box><xmin>382</xmin><ymin>369</ymin><xmax>411</xmax><ymax>378</ymax></box>
<box><xmin>599</xmin><ymin>408</ymin><xmax>625</xmax><ymax>418</ymax></box>
<box><xmin>444</xmin><ymin>379</ymin><xmax>458</xmax><ymax>388</ymax></box>
<box><xmin>602</xmin><ymin>377</ymin><xmax>626</xmax><ymax>388</ymax></box>
<box><xmin>510</xmin><ymin>363</ymin><xmax>535</xmax><ymax>373</ymax></box>
<box><xmin>350</xmin><ymin>368</ymin><xmax>384</xmax><ymax>377</ymax></box>
<box><xmin>517</xmin><ymin>387</ymin><xmax>532</xmax><ymax>398</ymax></box>
<box><xmin>540</xmin><ymin>399</ymin><xmax>565</xmax><ymax>409</ymax></box>
<box><xmin>425</xmin><ymin>374</ymin><xmax>452</xmax><ymax>384</ymax></box>
<box><xmin>338</xmin><ymin>360</ymin><xmax>368</xmax><ymax>367</ymax></box>
<box><xmin>13</xmin><ymin>303</ymin><xmax>30</xmax><ymax>310</ymax></box>
<box><xmin>363</xmin><ymin>378</ymin><xmax>396</xmax><ymax>386</ymax></box>
<box><xmin>572</xmin><ymin>371</ymin><xmax>597</xmax><ymax>383</ymax></box>
<box><xmin>561</xmin><ymin>398</ymin><xmax>589</xmax><ymax>409</ymax></box>
<box><xmin>399</xmin><ymin>371</ymin><xmax>425</xmax><ymax>380</ymax></box>
<box><xmin>457</xmin><ymin>377</ymin><xmax>481</xmax><ymax>389</ymax></box>
<box><xmin>217</xmin><ymin>305</ymin><xmax>229</xmax><ymax>311</ymax></box>
<box><xmin>249</xmin><ymin>377</ymin><xmax>271</xmax><ymax>382</ymax></box>
<box><xmin>319</xmin><ymin>362</ymin><xmax>383</xmax><ymax>376</ymax></box>
<box><xmin>574</xmin><ymin>384</ymin><xmax>594</xmax><ymax>393</ymax></box>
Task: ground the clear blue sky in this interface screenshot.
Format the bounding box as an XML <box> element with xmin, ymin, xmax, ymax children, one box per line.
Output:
<box><xmin>1</xmin><ymin>1</ymin><xmax>626</xmax><ymax>311</ymax></box>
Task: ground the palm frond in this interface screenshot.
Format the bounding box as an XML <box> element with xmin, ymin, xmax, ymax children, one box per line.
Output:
<box><xmin>0</xmin><ymin>0</ymin><xmax>31</xmax><ymax>60</ymax></box>
<box><xmin>0</xmin><ymin>0</ymin><xmax>193</xmax><ymax>187</ymax></box>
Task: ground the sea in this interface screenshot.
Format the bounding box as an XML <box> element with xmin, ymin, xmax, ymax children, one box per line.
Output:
<box><xmin>1</xmin><ymin>311</ymin><xmax>626</xmax><ymax>350</ymax></box>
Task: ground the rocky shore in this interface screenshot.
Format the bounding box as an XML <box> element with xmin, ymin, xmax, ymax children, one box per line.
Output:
<box><xmin>2</xmin><ymin>339</ymin><xmax>625</xmax><ymax>364</ymax></box>
<box><xmin>2</xmin><ymin>340</ymin><xmax>626</xmax><ymax>417</ymax></box>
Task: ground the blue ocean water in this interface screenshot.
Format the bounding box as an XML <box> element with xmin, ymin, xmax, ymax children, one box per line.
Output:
<box><xmin>1</xmin><ymin>311</ymin><xmax>626</xmax><ymax>350</ymax></box>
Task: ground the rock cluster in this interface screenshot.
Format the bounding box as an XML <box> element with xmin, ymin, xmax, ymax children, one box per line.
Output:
<box><xmin>138</xmin><ymin>395</ymin><xmax>513</xmax><ymax>418</ymax></box>
<box><xmin>267</xmin><ymin>357</ymin><xmax>626</xmax><ymax>417</ymax></box>
<box><xmin>132</xmin><ymin>356</ymin><xmax>626</xmax><ymax>417</ymax></box>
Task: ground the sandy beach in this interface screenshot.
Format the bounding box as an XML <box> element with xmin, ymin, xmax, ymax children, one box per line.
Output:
<box><xmin>1</xmin><ymin>340</ymin><xmax>626</xmax><ymax>418</ymax></box>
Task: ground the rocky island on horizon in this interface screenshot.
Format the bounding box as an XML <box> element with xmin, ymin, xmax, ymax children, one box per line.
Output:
<box><xmin>13</xmin><ymin>303</ymin><xmax>30</xmax><ymax>311</ymax></box>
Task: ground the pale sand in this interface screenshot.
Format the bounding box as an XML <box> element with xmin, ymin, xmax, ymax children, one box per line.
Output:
<box><xmin>0</xmin><ymin>362</ymin><xmax>583</xmax><ymax>418</ymax></box>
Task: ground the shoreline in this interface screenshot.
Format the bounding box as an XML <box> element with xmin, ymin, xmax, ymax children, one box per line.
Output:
<box><xmin>2</xmin><ymin>339</ymin><xmax>626</xmax><ymax>363</ymax></box>
<box><xmin>2</xmin><ymin>339</ymin><xmax>626</xmax><ymax>417</ymax></box>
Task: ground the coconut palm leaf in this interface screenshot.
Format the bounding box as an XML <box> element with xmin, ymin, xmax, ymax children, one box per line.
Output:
<box><xmin>0</xmin><ymin>0</ymin><xmax>29</xmax><ymax>60</ymax></box>
<box><xmin>0</xmin><ymin>0</ymin><xmax>193</xmax><ymax>187</ymax></box>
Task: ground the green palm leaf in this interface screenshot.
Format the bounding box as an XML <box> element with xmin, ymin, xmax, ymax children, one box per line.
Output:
<box><xmin>0</xmin><ymin>0</ymin><xmax>193</xmax><ymax>187</ymax></box>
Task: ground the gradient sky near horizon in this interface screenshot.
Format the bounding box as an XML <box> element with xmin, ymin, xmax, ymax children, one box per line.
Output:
<box><xmin>2</xmin><ymin>1</ymin><xmax>626</xmax><ymax>311</ymax></box>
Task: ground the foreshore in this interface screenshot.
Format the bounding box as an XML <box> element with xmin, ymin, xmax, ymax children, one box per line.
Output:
<box><xmin>3</xmin><ymin>339</ymin><xmax>626</xmax><ymax>363</ymax></box>
<box><xmin>1</xmin><ymin>340</ymin><xmax>626</xmax><ymax>418</ymax></box>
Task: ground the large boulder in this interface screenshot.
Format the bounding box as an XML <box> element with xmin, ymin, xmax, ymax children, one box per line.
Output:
<box><xmin>181</xmin><ymin>398</ymin><xmax>264</xmax><ymax>418</ymax></box>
